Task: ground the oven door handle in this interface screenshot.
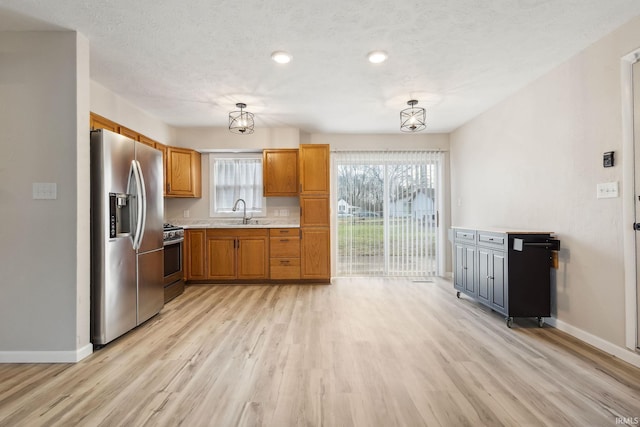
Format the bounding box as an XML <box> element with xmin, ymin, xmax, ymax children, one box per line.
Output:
<box><xmin>163</xmin><ymin>237</ymin><xmax>184</xmax><ymax>246</ymax></box>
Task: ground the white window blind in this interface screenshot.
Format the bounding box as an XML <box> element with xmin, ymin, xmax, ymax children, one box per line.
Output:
<box><xmin>209</xmin><ymin>154</ymin><xmax>264</xmax><ymax>216</ymax></box>
<box><xmin>334</xmin><ymin>150</ymin><xmax>442</xmax><ymax>277</ymax></box>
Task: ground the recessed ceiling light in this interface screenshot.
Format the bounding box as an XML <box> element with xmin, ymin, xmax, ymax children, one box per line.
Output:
<box><xmin>367</xmin><ymin>50</ymin><xmax>388</xmax><ymax>64</ymax></box>
<box><xmin>271</xmin><ymin>51</ymin><xmax>292</xmax><ymax>64</ymax></box>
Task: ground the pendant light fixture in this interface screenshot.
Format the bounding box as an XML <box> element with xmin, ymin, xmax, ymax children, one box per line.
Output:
<box><xmin>400</xmin><ymin>99</ymin><xmax>426</xmax><ymax>132</ymax></box>
<box><xmin>228</xmin><ymin>103</ymin><xmax>255</xmax><ymax>134</ymax></box>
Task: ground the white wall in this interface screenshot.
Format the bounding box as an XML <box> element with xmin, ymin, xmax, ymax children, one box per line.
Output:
<box><xmin>90</xmin><ymin>80</ymin><xmax>175</xmax><ymax>145</ymax></box>
<box><xmin>165</xmin><ymin>127</ymin><xmax>301</xmax><ymax>220</ymax></box>
<box><xmin>309</xmin><ymin>133</ymin><xmax>449</xmax><ymax>151</ymax></box>
<box><xmin>0</xmin><ymin>31</ymin><xmax>91</xmax><ymax>362</ymax></box>
<box><xmin>450</xmin><ymin>15</ymin><xmax>640</xmax><ymax>352</ymax></box>
<box><xmin>165</xmin><ymin>130</ymin><xmax>452</xmax><ymax>234</ymax></box>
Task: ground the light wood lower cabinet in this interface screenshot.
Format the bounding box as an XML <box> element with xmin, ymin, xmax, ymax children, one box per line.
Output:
<box><xmin>207</xmin><ymin>236</ymin><xmax>236</xmax><ymax>280</ymax></box>
<box><xmin>186</xmin><ymin>227</ymin><xmax>329</xmax><ymax>282</ymax></box>
<box><xmin>301</xmin><ymin>228</ymin><xmax>330</xmax><ymax>279</ymax></box>
<box><xmin>206</xmin><ymin>229</ymin><xmax>269</xmax><ymax>280</ymax></box>
<box><xmin>270</xmin><ymin>228</ymin><xmax>300</xmax><ymax>279</ymax></box>
<box><xmin>185</xmin><ymin>229</ymin><xmax>207</xmax><ymax>280</ymax></box>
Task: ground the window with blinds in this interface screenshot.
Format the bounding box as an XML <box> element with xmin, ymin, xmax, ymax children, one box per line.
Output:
<box><xmin>334</xmin><ymin>150</ymin><xmax>442</xmax><ymax>277</ymax></box>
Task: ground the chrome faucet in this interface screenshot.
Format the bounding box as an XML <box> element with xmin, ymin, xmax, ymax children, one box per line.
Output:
<box><xmin>232</xmin><ymin>198</ymin><xmax>252</xmax><ymax>224</ymax></box>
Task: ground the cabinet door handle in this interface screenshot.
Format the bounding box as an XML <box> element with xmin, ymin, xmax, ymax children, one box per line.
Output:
<box><xmin>279</xmin><ymin>230</ymin><xmax>290</xmax><ymax>234</ymax></box>
<box><xmin>280</xmin><ymin>239</ymin><xmax>289</xmax><ymax>242</ymax></box>
<box><xmin>488</xmin><ymin>238</ymin><xmax>494</xmax><ymax>241</ymax></box>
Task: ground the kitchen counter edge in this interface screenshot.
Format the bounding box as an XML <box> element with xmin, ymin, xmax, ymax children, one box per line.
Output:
<box><xmin>176</xmin><ymin>223</ymin><xmax>300</xmax><ymax>229</ymax></box>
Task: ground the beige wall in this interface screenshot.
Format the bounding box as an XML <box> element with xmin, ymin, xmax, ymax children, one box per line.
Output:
<box><xmin>450</xmin><ymin>15</ymin><xmax>640</xmax><ymax>349</ymax></box>
<box><xmin>0</xmin><ymin>31</ymin><xmax>91</xmax><ymax>361</ymax></box>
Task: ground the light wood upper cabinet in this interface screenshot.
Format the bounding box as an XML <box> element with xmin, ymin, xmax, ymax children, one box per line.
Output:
<box><xmin>138</xmin><ymin>134</ymin><xmax>158</xmax><ymax>148</ymax></box>
<box><xmin>166</xmin><ymin>147</ymin><xmax>202</xmax><ymax>198</ymax></box>
<box><xmin>90</xmin><ymin>113</ymin><xmax>118</xmax><ymax>132</ymax></box>
<box><xmin>89</xmin><ymin>113</ymin><xmax>203</xmax><ymax>199</ymax></box>
<box><xmin>118</xmin><ymin>126</ymin><xmax>139</xmax><ymax>141</ymax></box>
<box><xmin>263</xmin><ymin>149</ymin><xmax>298</xmax><ymax>196</ymax></box>
<box><xmin>299</xmin><ymin>144</ymin><xmax>330</xmax><ymax>195</ymax></box>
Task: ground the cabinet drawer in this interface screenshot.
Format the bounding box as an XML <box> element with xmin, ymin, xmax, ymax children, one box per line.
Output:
<box><xmin>454</xmin><ymin>229</ymin><xmax>476</xmax><ymax>243</ymax></box>
<box><xmin>270</xmin><ymin>237</ymin><xmax>300</xmax><ymax>258</ymax></box>
<box><xmin>270</xmin><ymin>258</ymin><xmax>301</xmax><ymax>279</ymax></box>
<box><xmin>478</xmin><ymin>232</ymin><xmax>507</xmax><ymax>250</ymax></box>
<box><xmin>271</xmin><ymin>228</ymin><xmax>300</xmax><ymax>236</ymax></box>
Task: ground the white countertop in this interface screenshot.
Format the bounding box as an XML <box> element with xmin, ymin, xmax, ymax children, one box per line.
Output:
<box><xmin>451</xmin><ymin>226</ymin><xmax>554</xmax><ymax>234</ymax></box>
<box><xmin>169</xmin><ymin>219</ymin><xmax>300</xmax><ymax>229</ymax></box>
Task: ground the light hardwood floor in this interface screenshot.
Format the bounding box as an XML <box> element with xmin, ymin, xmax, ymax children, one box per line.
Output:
<box><xmin>1</xmin><ymin>277</ymin><xmax>640</xmax><ymax>426</ymax></box>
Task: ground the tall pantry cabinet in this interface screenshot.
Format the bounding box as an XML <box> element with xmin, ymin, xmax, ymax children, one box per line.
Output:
<box><xmin>299</xmin><ymin>144</ymin><xmax>331</xmax><ymax>280</ymax></box>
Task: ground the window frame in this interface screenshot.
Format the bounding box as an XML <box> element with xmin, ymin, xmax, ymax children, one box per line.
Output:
<box><xmin>208</xmin><ymin>152</ymin><xmax>266</xmax><ymax>218</ymax></box>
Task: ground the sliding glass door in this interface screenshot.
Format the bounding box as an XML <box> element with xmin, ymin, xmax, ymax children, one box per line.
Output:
<box><xmin>334</xmin><ymin>151</ymin><xmax>443</xmax><ymax>277</ymax></box>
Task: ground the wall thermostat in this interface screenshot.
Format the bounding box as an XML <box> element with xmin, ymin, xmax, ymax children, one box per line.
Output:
<box><xmin>603</xmin><ymin>151</ymin><xmax>614</xmax><ymax>168</ymax></box>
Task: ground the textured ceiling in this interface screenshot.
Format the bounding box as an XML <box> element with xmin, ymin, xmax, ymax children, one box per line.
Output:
<box><xmin>1</xmin><ymin>0</ymin><xmax>640</xmax><ymax>133</ymax></box>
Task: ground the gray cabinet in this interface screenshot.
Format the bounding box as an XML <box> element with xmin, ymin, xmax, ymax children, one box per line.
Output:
<box><xmin>452</xmin><ymin>227</ymin><xmax>557</xmax><ymax>328</ymax></box>
<box><xmin>453</xmin><ymin>229</ymin><xmax>476</xmax><ymax>296</ymax></box>
<box><xmin>479</xmin><ymin>248</ymin><xmax>507</xmax><ymax>312</ymax></box>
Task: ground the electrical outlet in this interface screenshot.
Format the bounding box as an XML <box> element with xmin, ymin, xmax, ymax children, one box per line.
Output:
<box><xmin>596</xmin><ymin>182</ymin><xmax>618</xmax><ymax>199</ymax></box>
<box><xmin>280</xmin><ymin>209</ymin><xmax>289</xmax><ymax>216</ymax></box>
<box><xmin>183</xmin><ymin>210</ymin><xmax>190</xmax><ymax>218</ymax></box>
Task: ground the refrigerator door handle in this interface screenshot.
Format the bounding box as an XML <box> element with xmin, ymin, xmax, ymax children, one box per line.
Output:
<box><xmin>131</xmin><ymin>160</ymin><xmax>147</xmax><ymax>250</ymax></box>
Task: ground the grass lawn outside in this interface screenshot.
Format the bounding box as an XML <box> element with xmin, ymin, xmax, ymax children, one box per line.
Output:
<box><xmin>337</xmin><ymin>217</ymin><xmax>437</xmax><ymax>276</ymax></box>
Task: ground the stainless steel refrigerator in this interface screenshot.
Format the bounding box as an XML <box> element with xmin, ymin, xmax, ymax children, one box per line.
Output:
<box><xmin>90</xmin><ymin>129</ymin><xmax>164</xmax><ymax>346</ymax></box>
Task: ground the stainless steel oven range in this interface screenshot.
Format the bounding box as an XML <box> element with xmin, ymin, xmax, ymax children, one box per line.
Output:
<box><xmin>163</xmin><ymin>223</ymin><xmax>184</xmax><ymax>302</ymax></box>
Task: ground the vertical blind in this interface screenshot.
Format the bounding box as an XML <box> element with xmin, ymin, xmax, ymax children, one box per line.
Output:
<box><xmin>334</xmin><ymin>150</ymin><xmax>442</xmax><ymax>277</ymax></box>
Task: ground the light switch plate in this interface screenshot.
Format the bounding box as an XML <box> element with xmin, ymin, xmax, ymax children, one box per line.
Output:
<box><xmin>32</xmin><ymin>182</ymin><xmax>57</xmax><ymax>200</ymax></box>
<box><xmin>596</xmin><ymin>181</ymin><xmax>618</xmax><ymax>199</ymax></box>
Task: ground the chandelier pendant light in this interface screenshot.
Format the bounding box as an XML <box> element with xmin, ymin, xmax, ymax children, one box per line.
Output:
<box><xmin>400</xmin><ymin>99</ymin><xmax>426</xmax><ymax>132</ymax></box>
<box><xmin>229</xmin><ymin>103</ymin><xmax>255</xmax><ymax>134</ymax></box>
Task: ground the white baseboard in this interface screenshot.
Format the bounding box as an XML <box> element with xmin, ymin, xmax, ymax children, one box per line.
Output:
<box><xmin>546</xmin><ymin>317</ymin><xmax>640</xmax><ymax>369</ymax></box>
<box><xmin>0</xmin><ymin>343</ymin><xmax>93</xmax><ymax>363</ymax></box>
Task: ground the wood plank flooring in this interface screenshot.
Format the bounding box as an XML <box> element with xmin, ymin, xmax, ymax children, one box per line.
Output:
<box><xmin>1</xmin><ymin>277</ymin><xmax>640</xmax><ymax>426</ymax></box>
